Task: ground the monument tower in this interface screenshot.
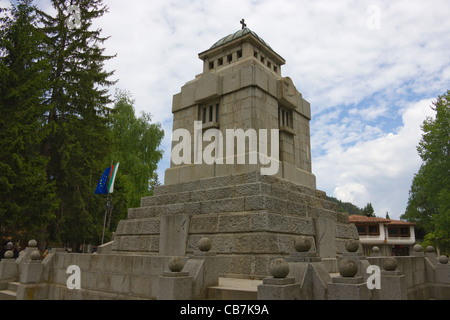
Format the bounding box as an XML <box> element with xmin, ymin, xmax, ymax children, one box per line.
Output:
<box><xmin>166</xmin><ymin>21</ymin><xmax>316</xmax><ymax>190</ymax></box>
<box><xmin>111</xmin><ymin>23</ymin><xmax>359</xmax><ymax>278</ymax></box>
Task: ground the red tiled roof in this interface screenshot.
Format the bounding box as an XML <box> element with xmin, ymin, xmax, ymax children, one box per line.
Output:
<box><xmin>348</xmin><ymin>215</ymin><xmax>415</xmax><ymax>226</ymax></box>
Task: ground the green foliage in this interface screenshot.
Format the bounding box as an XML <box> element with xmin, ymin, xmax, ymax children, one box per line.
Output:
<box><xmin>109</xmin><ymin>90</ymin><xmax>164</xmax><ymax>208</ymax></box>
<box><xmin>95</xmin><ymin>90</ymin><xmax>164</xmax><ymax>241</ymax></box>
<box><xmin>39</xmin><ymin>0</ymin><xmax>117</xmax><ymax>247</ymax></box>
<box><xmin>0</xmin><ymin>0</ymin><xmax>58</xmax><ymax>243</ymax></box>
<box><xmin>362</xmin><ymin>203</ymin><xmax>375</xmax><ymax>217</ymax></box>
<box><xmin>326</xmin><ymin>196</ymin><xmax>363</xmax><ymax>215</ymax></box>
<box><xmin>402</xmin><ymin>90</ymin><xmax>450</xmax><ymax>255</ymax></box>
<box><xmin>421</xmin><ymin>231</ymin><xmax>450</xmax><ymax>256</ymax></box>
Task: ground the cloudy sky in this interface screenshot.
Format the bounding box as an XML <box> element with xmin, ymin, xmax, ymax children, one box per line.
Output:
<box><xmin>4</xmin><ymin>0</ymin><xmax>450</xmax><ymax>220</ymax></box>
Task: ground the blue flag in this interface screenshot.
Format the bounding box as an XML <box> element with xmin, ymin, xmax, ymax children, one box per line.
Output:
<box><xmin>95</xmin><ymin>167</ymin><xmax>111</xmax><ymax>194</ymax></box>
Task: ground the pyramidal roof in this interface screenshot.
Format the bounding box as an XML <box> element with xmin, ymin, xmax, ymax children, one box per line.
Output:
<box><xmin>210</xmin><ymin>27</ymin><xmax>273</xmax><ymax>50</ymax></box>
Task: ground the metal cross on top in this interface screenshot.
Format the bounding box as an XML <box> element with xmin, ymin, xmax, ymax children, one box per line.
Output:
<box><xmin>240</xmin><ymin>19</ymin><xmax>247</xmax><ymax>29</ymax></box>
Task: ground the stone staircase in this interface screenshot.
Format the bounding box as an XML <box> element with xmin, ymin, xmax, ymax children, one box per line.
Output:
<box><xmin>0</xmin><ymin>281</ymin><xmax>19</xmax><ymax>300</ymax></box>
<box><xmin>112</xmin><ymin>172</ymin><xmax>341</xmax><ymax>254</ymax></box>
<box><xmin>111</xmin><ymin>171</ymin><xmax>358</xmax><ymax>278</ymax></box>
<box><xmin>111</xmin><ymin>171</ymin><xmax>358</xmax><ymax>279</ymax></box>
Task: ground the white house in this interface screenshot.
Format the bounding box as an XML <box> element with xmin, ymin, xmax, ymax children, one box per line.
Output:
<box><xmin>349</xmin><ymin>215</ymin><xmax>416</xmax><ymax>256</ymax></box>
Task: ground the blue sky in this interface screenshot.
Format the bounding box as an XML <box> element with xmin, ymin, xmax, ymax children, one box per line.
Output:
<box><xmin>3</xmin><ymin>0</ymin><xmax>449</xmax><ymax>219</ymax></box>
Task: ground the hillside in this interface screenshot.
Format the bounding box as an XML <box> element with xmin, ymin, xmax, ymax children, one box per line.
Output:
<box><xmin>326</xmin><ymin>196</ymin><xmax>364</xmax><ymax>216</ymax></box>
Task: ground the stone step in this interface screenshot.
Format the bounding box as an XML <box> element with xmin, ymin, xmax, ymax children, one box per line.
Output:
<box><xmin>207</xmin><ymin>277</ymin><xmax>261</xmax><ymax>300</ymax></box>
<box><xmin>188</xmin><ymin>232</ymin><xmax>314</xmax><ymax>256</ymax></box>
<box><xmin>111</xmin><ymin>234</ymin><xmax>160</xmax><ymax>253</ymax></box>
<box><xmin>7</xmin><ymin>282</ymin><xmax>19</xmax><ymax>292</ymax></box>
<box><xmin>133</xmin><ymin>194</ymin><xmax>339</xmax><ymax>222</ymax></box>
<box><xmin>145</xmin><ymin>182</ymin><xmax>327</xmax><ymax>205</ymax></box>
<box><xmin>0</xmin><ymin>289</ymin><xmax>16</xmax><ymax>300</ymax></box>
<box><xmin>141</xmin><ymin>182</ymin><xmax>266</xmax><ymax>207</ymax></box>
<box><xmin>153</xmin><ymin>172</ymin><xmax>264</xmax><ymax>196</ymax></box>
<box><xmin>154</xmin><ymin>172</ymin><xmax>316</xmax><ymax>196</ymax></box>
<box><xmin>127</xmin><ymin>207</ymin><xmax>161</xmax><ymax>219</ymax></box>
<box><xmin>188</xmin><ymin>211</ymin><xmax>315</xmax><ymax>236</ymax></box>
<box><xmin>141</xmin><ymin>182</ymin><xmax>337</xmax><ymax>214</ymax></box>
<box><xmin>116</xmin><ymin>217</ymin><xmax>160</xmax><ymax>236</ymax></box>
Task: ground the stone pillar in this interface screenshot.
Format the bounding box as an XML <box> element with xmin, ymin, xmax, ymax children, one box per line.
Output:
<box><xmin>158</xmin><ymin>256</ymin><xmax>193</xmax><ymax>300</ymax></box>
<box><xmin>15</xmin><ymin>240</ymin><xmax>55</xmax><ymax>300</ymax></box>
<box><xmin>436</xmin><ymin>256</ymin><xmax>449</xmax><ymax>285</ymax></box>
<box><xmin>258</xmin><ymin>258</ymin><xmax>301</xmax><ymax>300</ymax></box>
<box><xmin>425</xmin><ymin>246</ymin><xmax>437</xmax><ymax>265</ymax></box>
<box><xmin>159</xmin><ymin>213</ymin><xmax>191</xmax><ymax>256</ymax></box>
<box><xmin>20</xmin><ymin>249</ymin><xmax>43</xmax><ymax>284</ymax></box>
<box><xmin>16</xmin><ymin>245</ymin><xmax>50</xmax><ymax>300</ymax></box>
<box><xmin>341</xmin><ymin>239</ymin><xmax>371</xmax><ymax>282</ymax></box>
<box><xmin>314</xmin><ymin>217</ymin><xmax>336</xmax><ymax>259</ymax></box>
<box><xmin>375</xmin><ymin>258</ymin><xmax>407</xmax><ymax>300</ymax></box>
<box><xmin>286</xmin><ymin>236</ymin><xmax>330</xmax><ymax>300</ymax></box>
<box><xmin>0</xmin><ymin>251</ymin><xmax>18</xmax><ymax>289</ymax></box>
<box><xmin>327</xmin><ymin>258</ymin><xmax>370</xmax><ymax>300</ymax></box>
<box><xmin>183</xmin><ymin>237</ymin><xmax>219</xmax><ymax>299</ymax></box>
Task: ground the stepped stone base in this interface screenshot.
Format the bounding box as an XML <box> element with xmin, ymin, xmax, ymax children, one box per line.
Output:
<box><xmin>111</xmin><ymin>171</ymin><xmax>358</xmax><ymax>278</ymax></box>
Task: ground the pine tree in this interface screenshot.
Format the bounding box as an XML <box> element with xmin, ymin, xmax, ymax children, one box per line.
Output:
<box><xmin>0</xmin><ymin>0</ymin><xmax>58</xmax><ymax>244</ymax></box>
<box><xmin>39</xmin><ymin>0</ymin><xmax>116</xmax><ymax>248</ymax></box>
<box><xmin>363</xmin><ymin>203</ymin><xmax>375</xmax><ymax>217</ymax></box>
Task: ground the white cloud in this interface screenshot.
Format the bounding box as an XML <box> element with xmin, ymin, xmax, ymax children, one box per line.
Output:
<box><xmin>349</xmin><ymin>105</ymin><xmax>389</xmax><ymax>121</ymax></box>
<box><xmin>334</xmin><ymin>182</ymin><xmax>368</xmax><ymax>204</ymax></box>
<box><xmin>313</xmin><ymin>98</ymin><xmax>436</xmax><ymax>219</ymax></box>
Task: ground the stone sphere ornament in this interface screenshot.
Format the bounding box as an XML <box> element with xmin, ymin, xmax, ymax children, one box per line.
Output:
<box><xmin>30</xmin><ymin>250</ymin><xmax>41</xmax><ymax>261</ymax></box>
<box><xmin>168</xmin><ymin>256</ymin><xmax>185</xmax><ymax>272</ymax></box>
<box><xmin>438</xmin><ymin>256</ymin><xmax>449</xmax><ymax>265</ymax></box>
<box><xmin>198</xmin><ymin>237</ymin><xmax>212</xmax><ymax>252</ymax></box>
<box><xmin>4</xmin><ymin>250</ymin><xmax>14</xmax><ymax>259</ymax></box>
<box><xmin>269</xmin><ymin>258</ymin><xmax>290</xmax><ymax>278</ymax></box>
<box><xmin>413</xmin><ymin>244</ymin><xmax>423</xmax><ymax>252</ymax></box>
<box><xmin>345</xmin><ymin>239</ymin><xmax>359</xmax><ymax>253</ymax></box>
<box><xmin>28</xmin><ymin>239</ymin><xmax>37</xmax><ymax>248</ymax></box>
<box><xmin>294</xmin><ymin>236</ymin><xmax>311</xmax><ymax>252</ymax></box>
<box><xmin>372</xmin><ymin>246</ymin><xmax>380</xmax><ymax>254</ymax></box>
<box><xmin>426</xmin><ymin>246</ymin><xmax>435</xmax><ymax>253</ymax></box>
<box><xmin>339</xmin><ymin>258</ymin><xmax>358</xmax><ymax>277</ymax></box>
<box><xmin>382</xmin><ymin>258</ymin><xmax>398</xmax><ymax>271</ymax></box>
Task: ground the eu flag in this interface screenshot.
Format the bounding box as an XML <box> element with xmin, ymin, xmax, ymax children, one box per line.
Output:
<box><xmin>95</xmin><ymin>167</ymin><xmax>111</xmax><ymax>194</ymax></box>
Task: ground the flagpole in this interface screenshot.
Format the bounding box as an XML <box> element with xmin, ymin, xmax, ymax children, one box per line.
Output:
<box><xmin>101</xmin><ymin>160</ymin><xmax>113</xmax><ymax>245</ymax></box>
<box><xmin>101</xmin><ymin>193</ymin><xmax>109</xmax><ymax>245</ymax></box>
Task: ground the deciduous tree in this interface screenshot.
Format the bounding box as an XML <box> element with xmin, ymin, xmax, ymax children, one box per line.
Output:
<box><xmin>402</xmin><ymin>91</ymin><xmax>450</xmax><ymax>254</ymax></box>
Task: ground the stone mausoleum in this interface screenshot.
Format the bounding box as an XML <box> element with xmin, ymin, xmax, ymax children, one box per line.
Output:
<box><xmin>0</xmin><ymin>24</ymin><xmax>448</xmax><ymax>301</ymax></box>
